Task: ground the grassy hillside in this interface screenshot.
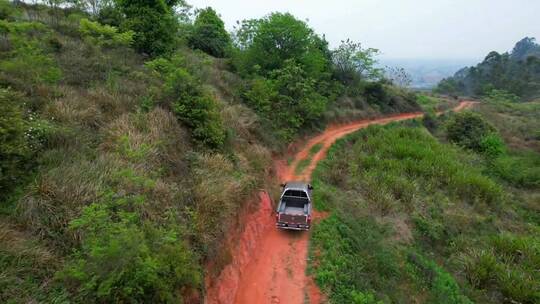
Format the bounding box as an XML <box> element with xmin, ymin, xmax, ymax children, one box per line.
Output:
<box><xmin>0</xmin><ymin>1</ymin><xmax>422</xmax><ymax>302</ymax></box>
<box><xmin>309</xmin><ymin>98</ymin><xmax>539</xmax><ymax>303</ymax></box>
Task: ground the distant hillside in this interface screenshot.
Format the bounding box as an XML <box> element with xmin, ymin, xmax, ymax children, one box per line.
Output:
<box><xmin>436</xmin><ymin>37</ymin><xmax>540</xmax><ymax>99</ymax></box>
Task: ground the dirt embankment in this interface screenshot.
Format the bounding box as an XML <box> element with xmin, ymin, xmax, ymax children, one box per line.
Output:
<box><xmin>205</xmin><ymin>101</ymin><xmax>477</xmax><ymax>304</ymax></box>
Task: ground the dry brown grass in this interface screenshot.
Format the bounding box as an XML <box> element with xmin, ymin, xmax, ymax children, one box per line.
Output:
<box><xmin>0</xmin><ymin>223</ymin><xmax>58</xmax><ymax>302</ymax></box>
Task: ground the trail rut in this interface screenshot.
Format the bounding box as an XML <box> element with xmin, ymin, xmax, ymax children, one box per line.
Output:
<box><xmin>205</xmin><ymin>101</ymin><xmax>477</xmax><ymax>304</ymax></box>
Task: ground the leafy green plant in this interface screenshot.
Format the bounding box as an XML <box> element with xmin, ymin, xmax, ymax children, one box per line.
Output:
<box><xmin>0</xmin><ymin>20</ymin><xmax>62</xmax><ymax>88</ymax></box>
<box><xmin>79</xmin><ymin>18</ymin><xmax>133</xmax><ymax>47</ymax></box>
<box><xmin>479</xmin><ymin>132</ymin><xmax>506</xmax><ymax>158</ymax></box>
<box><xmin>147</xmin><ymin>56</ymin><xmax>226</xmax><ymax>148</ymax></box>
<box><xmin>445</xmin><ymin>111</ymin><xmax>497</xmax><ymax>152</ymax></box>
<box><xmin>59</xmin><ymin>189</ymin><xmax>201</xmax><ymax>302</ymax></box>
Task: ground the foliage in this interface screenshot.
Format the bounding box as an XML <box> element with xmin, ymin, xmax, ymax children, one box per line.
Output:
<box><xmin>233</xmin><ymin>12</ymin><xmax>331</xmax><ymax>79</ymax></box>
<box><xmin>147</xmin><ymin>56</ymin><xmax>226</xmax><ymax>148</ymax></box>
<box><xmin>363</xmin><ymin>82</ymin><xmax>419</xmax><ymax>113</ymax></box>
<box><xmin>79</xmin><ymin>18</ymin><xmax>133</xmax><ymax>47</ymax></box>
<box><xmin>479</xmin><ymin>132</ymin><xmax>506</xmax><ymax>158</ymax></box>
<box><xmin>117</xmin><ymin>0</ymin><xmax>177</xmax><ymax>56</ymax></box>
<box><xmin>188</xmin><ymin>7</ymin><xmax>231</xmax><ymax>58</ymax></box>
<box><xmin>445</xmin><ymin>111</ymin><xmax>497</xmax><ymax>152</ymax></box>
<box><xmin>243</xmin><ymin>60</ymin><xmax>328</xmax><ymax>140</ymax></box>
<box><xmin>484</xmin><ymin>89</ymin><xmax>520</xmax><ymax>103</ymax></box>
<box><xmin>332</xmin><ymin>39</ymin><xmax>382</xmax><ymax>85</ymax></box>
<box><xmin>0</xmin><ymin>20</ymin><xmax>62</xmax><ymax>88</ymax></box>
<box><xmin>59</xmin><ymin>189</ymin><xmax>201</xmax><ymax>302</ymax></box>
<box><xmin>436</xmin><ymin>37</ymin><xmax>540</xmax><ymax>99</ymax></box>
<box><xmin>0</xmin><ymin>0</ymin><xmax>16</xmax><ymax>20</ymax></box>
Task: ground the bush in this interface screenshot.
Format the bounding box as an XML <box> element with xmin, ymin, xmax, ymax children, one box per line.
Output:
<box><xmin>166</xmin><ymin>68</ymin><xmax>225</xmax><ymax>148</ymax></box>
<box><xmin>59</xmin><ymin>191</ymin><xmax>201</xmax><ymax>302</ymax></box>
<box><xmin>79</xmin><ymin>18</ymin><xmax>133</xmax><ymax>47</ymax></box>
<box><xmin>147</xmin><ymin>56</ymin><xmax>226</xmax><ymax>148</ymax></box>
<box><xmin>479</xmin><ymin>132</ymin><xmax>506</xmax><ymax>158</ymax></box>
<box><xmin>445</xmin><ymin>111</ymin><xmax>497</xmax><ymax>152</ymax></box>
<box><xmin>243</xmin><ymin>60</ymin><xmax>328</xmax><ymax>140</ymax></box>
<box><xmin>188</xmin><ymin>7</ymin><xmax>231</xmax><ymax>57</ymax></box>
<box><xmin>0</xmin><ymin>20</ymin><xmax>62</xmax><ymax>89</ymax></box>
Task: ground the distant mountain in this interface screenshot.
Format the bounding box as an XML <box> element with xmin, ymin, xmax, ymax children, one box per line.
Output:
<box><xmin>380</xmin><ymin>58</ymin><xmax>476</xmax><ymax>89</ymax></box>
<box><xmin>435</xmin><ymin>37</ymin><xmax>540</xmax><ymax>99</ymax></box>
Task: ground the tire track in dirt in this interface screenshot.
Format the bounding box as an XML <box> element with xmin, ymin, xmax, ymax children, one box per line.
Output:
<box><xmin>205</xmin><ymin>101</ymin><xmax>477</xmax><ymax>304</ymax></box>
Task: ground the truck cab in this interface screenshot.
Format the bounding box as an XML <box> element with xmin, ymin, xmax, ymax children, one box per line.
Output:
<box><xmin>276</xmin><ymin>181</ymin><xmax>313</xmax><ymax>230</ymax></box>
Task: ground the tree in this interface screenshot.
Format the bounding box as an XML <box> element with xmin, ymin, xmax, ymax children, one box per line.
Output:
<box><xmin>188</xmin><ymin>7</ymin><xmax>231</xmax><ymax>57</ymax></box>
<box><xmin>385</xmin><ymin>66</ymin><xmax>412</xmax><ymax>88</ymax></box>
<box><xmin>511</xmin><ymin>37</ymin><xmax>540</xmax><ymax>61</ymax></box>
<box><xmin>243</xmin><ymin>60</ymin><xmax>327</xmax><ymax>140</ymax></box>
<box><xmin>117</xmin><ymin>0</ymin><xmax>179</xmax><ymax>56</ymax></box>
<box><xmin>331</xmin><ymin>39</ymin><xmax>381</xmax><ymax>85</ymax></box>
<box><xmin>234</xmin><ymin>13</ymin><xmax>331</xmax><ymax>78</ymax></box>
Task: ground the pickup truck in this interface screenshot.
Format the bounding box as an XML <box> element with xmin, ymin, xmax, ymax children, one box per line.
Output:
<box><xmin>275</xmin><ymin>181</ymin><xmax>313</xmax><ymax>230</ymax></box>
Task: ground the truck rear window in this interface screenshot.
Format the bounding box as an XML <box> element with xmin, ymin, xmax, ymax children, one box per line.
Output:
<box><xmin>283</xmin><ymin>190</ymin><xmax>307</xmax><ymax>197</ymax></box>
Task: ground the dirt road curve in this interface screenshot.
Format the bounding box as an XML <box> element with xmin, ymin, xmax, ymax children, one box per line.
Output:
<box><xmin>205</xmin><ymin>101</ymin><xmax>477</xmax><ymax>304</ymax></box>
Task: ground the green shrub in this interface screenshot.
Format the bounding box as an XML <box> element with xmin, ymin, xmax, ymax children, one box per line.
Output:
<box><xmin>166</xmin><ymin>68</ymin><xmax>226</xmax><ymax>148</ymax></box>
<box><xmin>59</xmin><ymin>190</ymin><xmax>201</xmax><ymax>302</ymax></box>
<box><xmin>243</xmin><ymin>60</ymin><xmax>328</xmax><ymax>140</ymax></box>
<box><xmin>479</xmin><ymin>132</ymin><xmax>506</xmax><ymax>158</ymax></box>
<box><xmin>79</xmin><ymin>18</ymin><xmax>133</xmax><ymax>47</ymax></box>
<box><xmin>445</xmin><ymin>111</ymin><xmax>497</xmax><ymax>152</ymax></box>
<box><xmin>146</xmin><ymin>56</ymin><xmax>226</xmax><ymax>148</ymax></box>
<box><xmin>0</xmin><ymin>0</ymin><xmax>16</xmax><ymax>20</ymax></box>
<box><xmin>0</xmin><ymin>20</ymin><xmax>62</xmax><ymax>88</ymax></box>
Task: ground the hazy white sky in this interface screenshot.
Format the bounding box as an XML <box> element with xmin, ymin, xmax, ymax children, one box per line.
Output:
<box><xmin>187</xmin><ymin>0</ymin><xmax>540</xmax><ymax>61</ymax></box>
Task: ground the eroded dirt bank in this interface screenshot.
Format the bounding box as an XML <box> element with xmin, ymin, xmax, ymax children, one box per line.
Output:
<box><xmin>205</xmin><ymin>101</ymin><xmax>477</xmax><ymax>304</ymax></box>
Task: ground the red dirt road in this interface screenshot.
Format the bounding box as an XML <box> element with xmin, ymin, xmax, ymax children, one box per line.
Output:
<box><xmin>205</xmin><ymin>101</ymin><xmax>477</xmax><ymax>304</ymax></box>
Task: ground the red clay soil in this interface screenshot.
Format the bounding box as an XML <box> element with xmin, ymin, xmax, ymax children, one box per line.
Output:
<box><xmin>205</xmin><ymin>101</ymin><xmax>477</xmax><ymax>304</ymax></box>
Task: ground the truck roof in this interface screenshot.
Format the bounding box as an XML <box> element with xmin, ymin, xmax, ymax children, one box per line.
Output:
<box><xmin>284</xmin><ymin>181</ymin><xmax>310</xmax><ymax>191</ymax></box>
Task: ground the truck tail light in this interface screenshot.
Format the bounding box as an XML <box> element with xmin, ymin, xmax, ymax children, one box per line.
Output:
<box><xmin>307</xmin><ymin>215</ymin><xmax>312</xmax><ymax>224</ymax></box>
<box><xmin>275</xmin><ymin>212</ymin><xmax>279</xmax><ymax>221</ymax></box>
